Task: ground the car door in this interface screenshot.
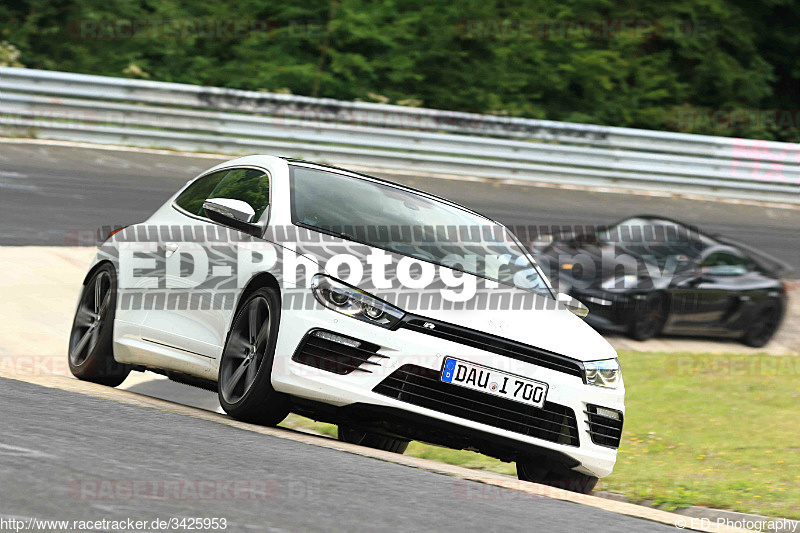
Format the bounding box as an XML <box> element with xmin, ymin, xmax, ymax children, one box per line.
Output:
<box><xmin>669</xmin><ymin>251</ymin><xmax>749</xmax><ymax>333</ymax></box>
<box><xmin>139</xmin><ymin>167</ymin><xmax>272</xmax><ymax>366</ymax></box>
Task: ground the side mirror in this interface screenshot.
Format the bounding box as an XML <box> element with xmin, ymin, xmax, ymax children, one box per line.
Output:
<box><xmin>557</xmin><ymin>293</ymin><xmax>589</xmax><ymax>318</ymax></box>
<box><xmin>203</xmin><ymin>198</ymin><xmax>261</xmax><ymax>236</ymax></box>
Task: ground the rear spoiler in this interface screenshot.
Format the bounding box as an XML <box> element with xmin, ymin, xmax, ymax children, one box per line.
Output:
<box><xmin>714</xmin><ymin>235</ymin><xmax>795</xmax><ymax>278</ymax></box>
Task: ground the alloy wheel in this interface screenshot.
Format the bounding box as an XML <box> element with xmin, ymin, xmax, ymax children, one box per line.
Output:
<box><xmin>69</xmin><ymin>271</ymin><xmax>112</xmax><ymax>366</ymax></box>
<box><xmin>220</xmin><ymin>296</ymin><xmax>271</xmax><ymax>404</ymax></box>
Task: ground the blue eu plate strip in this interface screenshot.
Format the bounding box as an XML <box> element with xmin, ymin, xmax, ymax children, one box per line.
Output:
<box><xmin>441</xmin><ymin>357</ymin><xmax>456</xmax><ymax>383</ymax></box>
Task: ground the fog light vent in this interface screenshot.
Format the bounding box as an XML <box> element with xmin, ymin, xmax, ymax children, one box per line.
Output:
<box><xmin>293</xmin><ymin>330</ymin><xmax>384</xmax><ymax>375</ymax></box>
<box><xmin>313</xmin><ymin>330</ymin><xmax>361</xmax><ymax>348</ymax></box>
<box><xmin>585</xmin><ymin>404</ymin><xmax>624</xmax><ymax>449</ymax></box>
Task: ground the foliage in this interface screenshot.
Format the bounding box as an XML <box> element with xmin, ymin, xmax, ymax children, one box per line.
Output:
<box><xmin>1</xmin><ymin>0</ymin><xmax>798</xmax><ymax>141</ymax></box>
<box><xmin>0</xmin><ymin>41</ymin><xmax>24</xmax><ymax>67</ymax></box>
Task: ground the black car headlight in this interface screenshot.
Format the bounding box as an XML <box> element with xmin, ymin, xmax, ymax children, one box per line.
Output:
<box><xmin>583</xmin><ymin>359</ymin><xmax>621</xmax><ymax>389</ymax></box>
<box><xmin>311</xmin><ymin>274</ymin><xmax>404</xmax><ymax>328</ymax></box>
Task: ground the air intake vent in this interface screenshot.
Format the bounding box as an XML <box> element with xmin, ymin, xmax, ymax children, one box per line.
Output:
<box><xmin>585</xmin><ymin>405</ymin><xmax>624</xmax><ymax>448</ymax></box>
<box><xmin>374</xmin><ymin>364</ymin><xmax>579</xmax><ymax>447</ymax></box>
<box><xmin>292</xmin><ymin>330</ymin><xmax>384</xmax><ymax>375</ymax></box>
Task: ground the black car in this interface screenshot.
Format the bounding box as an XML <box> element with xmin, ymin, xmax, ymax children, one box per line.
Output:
<box><xmin>536</xmin><ymin>215</ymin><xmax>790</xmax><ymax>347</ymax></box>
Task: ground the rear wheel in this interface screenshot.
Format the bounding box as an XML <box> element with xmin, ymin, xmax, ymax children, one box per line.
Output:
<box><xmin>68</xmin><ymin>264</ymin><xmax>130</xmax><ymax>386</ymax></box>
<box><xmin>517</xmin><ymin>460</ymin><xmax>598</xmax><ymax>494</ymax></box>
<box><xmin>337</xmin><ymin>425</ymin><xmax>409</xmax><ymax>454</ymax></box>
<box><xmin>218</xmin><ymin>288</ymin><xmax>290</xmax><ymax>426</ymax></box>
<box><xmin>628</xmin><ymin>293</ymin><xmax>667</xmax><ymax>341</ymax></box>
<box><xmin>741</xmin><ymin>302</ymin><xmax>782</xmax><ymax>348</ymax></box>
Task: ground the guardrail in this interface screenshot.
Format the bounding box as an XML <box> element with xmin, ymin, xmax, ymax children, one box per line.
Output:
<box><xmin>0</xmin><ymin>67</ymin><xmax>798</xmax><ymax>203</ymax></box>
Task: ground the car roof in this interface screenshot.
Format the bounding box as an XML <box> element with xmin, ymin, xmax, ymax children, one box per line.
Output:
<box><xmin>608</xmin><ymin>214</ymin><xmax>721</xmax><ymax>247</ymax></box>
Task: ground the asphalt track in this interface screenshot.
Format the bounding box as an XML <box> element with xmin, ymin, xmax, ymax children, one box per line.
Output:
<box><xmin>0</xmin><ymin>376</ymin><xmax>677</xmax><ymax>532</ymax></box>
<box><xmin>0</xmin><ymin>140</ymin><xmax>797</xmax><ymax>277</ymax></box>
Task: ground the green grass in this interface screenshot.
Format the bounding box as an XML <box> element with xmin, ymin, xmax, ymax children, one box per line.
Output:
<box><xmin>600</xmin><ymin>352</ymin><xmax>800</xmax><ymax>519</ymax></box>
<box><xmin>280</xmin><ymin>351</ymin><xmax>800</xmax><ymax>519</ymax></box>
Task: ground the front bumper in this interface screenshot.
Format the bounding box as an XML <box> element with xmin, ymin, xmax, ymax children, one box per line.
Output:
<box><xmin>569</xmin><ymin>288</ymin><xmax>636</xmax><ymax>333</ymax></box>
<box><xmin>270</xmin><ymin>307</ymin><xmax>624</xmax><ymax>478</ymax></box>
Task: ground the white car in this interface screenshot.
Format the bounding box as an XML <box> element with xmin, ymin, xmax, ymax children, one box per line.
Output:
<box><xmin>69</xmin><ymin>155</ymin><xmax>624</xmax><ymax>493</ymax></box>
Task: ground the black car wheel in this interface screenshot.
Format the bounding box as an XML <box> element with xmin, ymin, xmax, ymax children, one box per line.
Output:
<box><xmin>742</xmin><ymin>302</ymin><xmax>782</xmax><ymax>348</ymax></box>
<box><xmin>628</xmin><ymin>293</ymin><xmax>668</xmax><ymax>341</ymax></box>
<box><xmin>337</xmin><ymin>425</ymin><xmax>409</xmax><ymax>454</ymax></box>
<box><xmin>68</xmin><ymin>264</ymin><xmax>130</xmax><ymax>386</ymax></box>
<box><xmin>517</xmin><ymin>460</ymin><xmax>598</xmax><ymax>494</ymax></box>
<box><xmin>218</xmin><ymin>287</ymin><xmax>290</xmax><ymax>425</ymax></box>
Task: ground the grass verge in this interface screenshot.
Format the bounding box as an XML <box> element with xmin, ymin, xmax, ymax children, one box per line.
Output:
<box><xmin>280</xmin><ymin>351</ymin><xmax>800</xmax><ymax>519</ymax></box>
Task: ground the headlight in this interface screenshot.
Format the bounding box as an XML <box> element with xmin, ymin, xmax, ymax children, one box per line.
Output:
<box><xmin>311</xmin><ymin>274</ymin><xmax>404</xmax><ymax>328</ymax></box>
<box><xmin>583</xmin><ymin>359</ymin><xmax>621</xmax><ymax>389</ymax></box>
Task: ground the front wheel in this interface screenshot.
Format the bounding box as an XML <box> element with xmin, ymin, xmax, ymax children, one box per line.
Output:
<box><xmin>338</xmin><ymin>425</ymin><xmax>409</xmax><ymax>454</ymax></box>
<box><xmin>741</xmin><ymin>302</ymin><xmax>782</xmax><ymax>348</ymax></box>
<box><xmin>628</xmin><ymin>293</ymin><xmax>668</xmax><ymax>341</ymax></box>
<box><xmin>218</xmin><ymin>287</ymin><xmax>290</xmax><ymax>426</ymax></box>
<box><xmin>68</xmin><ymin>264</ymin><xmax>130</xmax><ymax>386</ymax></box>
<box><xmin>517</xmin><ymin>460</ymin><xmax>598</xmax><ymax>494</ymax></box>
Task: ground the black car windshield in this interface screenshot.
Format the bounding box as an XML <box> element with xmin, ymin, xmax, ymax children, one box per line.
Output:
<box><xmin>599</xmin><ymin>217</ymin><xmax>708</xmax><ymax>267</ymax></box>
<box><xmin>289</xmin><ymin>165</ymin><xmax>552</xmax><ymax>297</ymax></box>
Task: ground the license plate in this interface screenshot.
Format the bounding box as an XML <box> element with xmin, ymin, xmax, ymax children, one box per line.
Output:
<box><xmin>440</xmin><ymin>357</ymin><xmax>548</xmax><ymax>408</ymax></box>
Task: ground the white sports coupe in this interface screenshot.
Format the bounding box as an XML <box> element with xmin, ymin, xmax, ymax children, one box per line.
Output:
<box><xmin>69</xmin><ymin>155</ymin><xmax>624</xmax><ymax>493</ymax></box>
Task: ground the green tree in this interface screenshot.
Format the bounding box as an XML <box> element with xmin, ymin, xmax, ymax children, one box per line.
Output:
<box><xmin>1</xmin><ymin>0</ymin><xmax>798</xmax><ymax>140</ymax></box>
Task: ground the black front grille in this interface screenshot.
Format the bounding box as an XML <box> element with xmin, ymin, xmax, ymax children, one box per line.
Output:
<box><xmin>585</xmin><ymin>405</ymin><xmax>624</xmax><ymax>448</ymax></box>
<box><xmin>292</xmin><ymin>330</ymin><xmax>384</xmax><ymax>375</ymax></box>
<box><xmin>374</xmin><ymin>364</ymin><xmax>580</xmax><ymax>447</ymax></box>
<box><xmin>399</xmin><ymin>316</ymin><xmax>584</xmax><ymax>379</ymax></box>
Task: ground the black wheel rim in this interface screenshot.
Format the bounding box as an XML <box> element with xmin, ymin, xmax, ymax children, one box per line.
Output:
<box><xmin>69</xmin><ymin>271</ymin><xmax>112</xmax><ymax>366</ymax></box>
<box><xmin>220</xmin><ymin>296</ymin><xmax>271</xmax><ymax>404</ymax></box>
<box><xmin>751</xmin><ymin>308</ymin><xmax>779</xmax><ymax>345</ymax></box>
<box><xmin>635</xmin><ymin>300</ymin><xmax>665</xmax><ymax>337</ymax></box>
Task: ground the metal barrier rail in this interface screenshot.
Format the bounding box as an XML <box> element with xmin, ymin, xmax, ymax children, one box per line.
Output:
<box><xmin>0</xmin><ymin>67</ymin><xmax>798</xmax><ymax>203</ymax></box>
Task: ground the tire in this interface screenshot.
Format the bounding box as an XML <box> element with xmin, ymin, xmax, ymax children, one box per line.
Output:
<box><xmin>517</xmin><ymin>460</ymin><xmax>598</xmax><ymax>494</ymax></box>
<box><xmin>68</xmin><ymin>264</ymin><xmax>130</xmax><ymax>386</ymax></box>
<box><xmin>338</xmin><ymin>425</ymin><xmax>409</xmax><ymax>454</ymax></box>
<box><xmin>218</xmin><ymin>287</ymin><xmax>290</xmax><ymax>426</ymax></box>
<box><xmin>741</xmin><ymin>301</ymin><xmax>782</xmax><ymax>348</ymax></box>
<box><xmin>628</xmin><ymin>293</ymin><xmax>668</xmax><ymax>341</ymax></box>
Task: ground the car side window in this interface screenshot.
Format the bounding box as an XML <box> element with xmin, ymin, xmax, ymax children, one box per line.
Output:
<box><xmin>208</xmin><ymin>168</ymin><xmax>271</xmax><ymax>221</ymax></box>
<box><xmin>701</xmin><ymin>252</ymin><xmax>748</xmax><ymax>276</ymax></box>
<box><xmin>174</xmin><ymin>170</ymin><xmax>227</xmax><ymax>216</ymax></box>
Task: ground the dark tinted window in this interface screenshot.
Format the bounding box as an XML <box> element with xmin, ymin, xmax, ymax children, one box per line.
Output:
<box><xmin>174</xmin><ymin>168</ymin><xmax>270</xmax><ymax>220</ymax></box>
<box><xmin>702</xmin><ymin>252</ymin><xmax>749</xmax><ymax>276</ymax></box>
<box><xmin>208</xmin><ymin>168</ymin><xmax>270</xmax><ymax>220</ymax></box>
<box><xmin>174</xmin><ymin>170</ymin><xmax>226</xmax><ymax>216</ymax></box>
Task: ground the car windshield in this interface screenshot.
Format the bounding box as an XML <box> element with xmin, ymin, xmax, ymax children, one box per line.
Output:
<box><xmin>599</xmin><ymin>217</ymin><xmax>708</xmax><ymax>267</ymax></box>
<box><xmin>288</xmin><ymin>165</ymin><xmax>553</xmax><ymax>297</ymax></box>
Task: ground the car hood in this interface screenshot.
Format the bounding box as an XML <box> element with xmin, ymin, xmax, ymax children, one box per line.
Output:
<box><xmin>541</xmin><ymin>241</ymin><xmax>695</xmax><ymax>293</ymax></box>
<box><xmin>291</xmin><ymin>236</ymin><xmax>617</xmax><ymax>363</ymax></box>
<box><xmin>412</xmin><ymin>304</ymin><xmax>617</xmax><ymax>362</ymax></box>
